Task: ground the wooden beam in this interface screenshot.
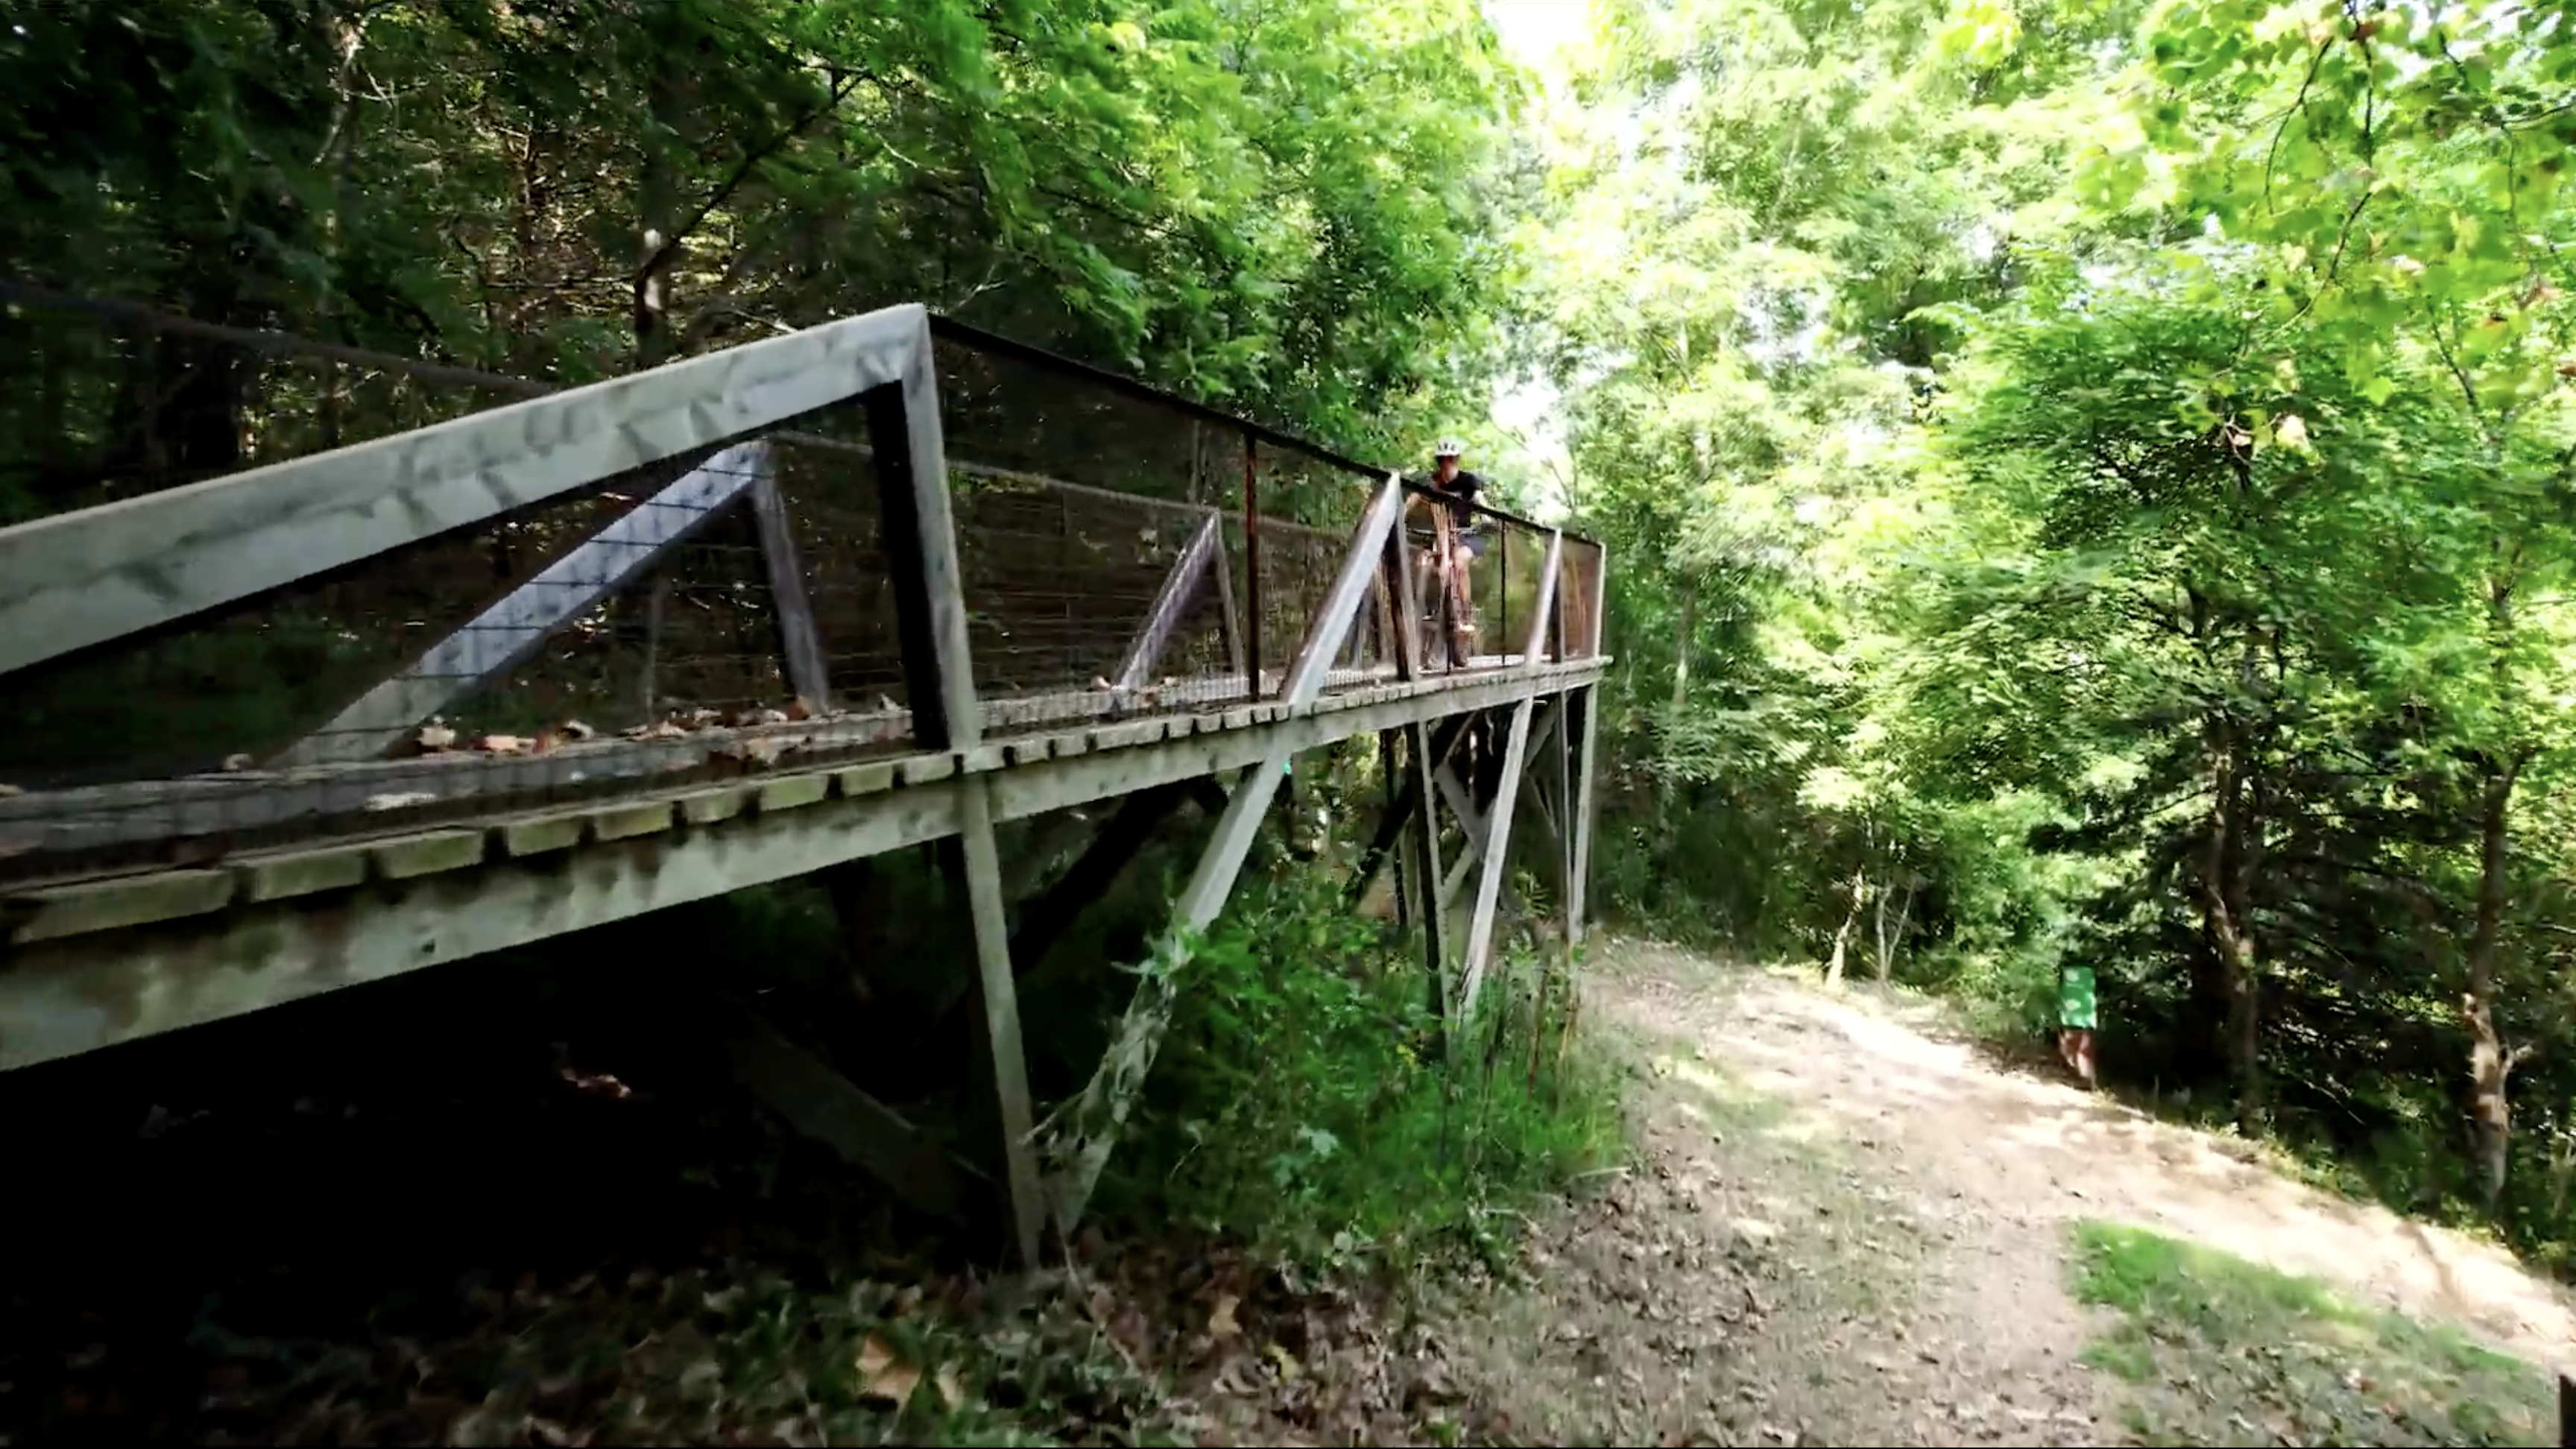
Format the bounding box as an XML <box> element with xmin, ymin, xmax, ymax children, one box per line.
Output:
<box><xmin>1404</xmin><ymin>719</ymin><xmax>1451</xmax><ymax>1025</ymax></box>
<box><xmin>867</xmin><ymin>353</ymin><xmax>1039</xmax><ymax>1266</ymax></box>
<box><xmin>1342</xmin><ymin>715</ymin><xmax>1467</xmax><ymax>909</ymax></box>
<box><xmin>271</xmin><ymin>442</ymin><xmax>774</xmax><ymax>767</ymax></box>
<box><xmin>863</xmin><ymin>347</ymin><xmax>979</xmax><ymax>753</ymax></box>
<box><xmin>1036</xmin><ymin>473</ymin><xmax>1407</xmax><ymax>1232</ymax></box>
<box><xmin>1113</xmin><ymin>512</ymin><xmax>1222</xmax><ymax>692</ymax></box>
<box><xmin>1211</xmin><ymin>525</ymin><xmax>1247</xmax><ymax>675</ymax></box>
<box><xmin>708</xmin><ymin>991</ymin><xmax>966</xmax><ymax>1219</ymax></box>
<box><xmin>1458</xmin><ymin>531</ymin><xmax>1562</xmax><ymax>1013</ymax></box>
<box><xmin>1568</xmin><ymin>682</ymin><xmax>1602</xmax><ymax>947</ymax></box>
<box><xmin>1008</xmin><ymin>781</ymin><xmax>1195</xmax><ymax>972</ymax></box>
<box><xmin>1</xmin><ymin>660</ymin><xmax>1588</xmax><ymax>863</ymax></box>
<box><xmin>958</xmin><ymin>777</ymin><xmax>1045</xmax><ymax>1267</ymax></box>
<box><xmin>0</xmin><ymin>662</ymin><xmax>1604</xmax><ymax>1073</ymax></box>
<box><xmin>748</xmin><ymin>464</ymin><xmax>833</xmax><ymax>707</ymax></box>
<box><xmin>1434</xmin><ymin>702</ymin><xmax>1562</xmax><ymax>913</ymax></box>
<box><xmin>0</xmin><ymin>304</ymin><xmax>935</xmax><ymax>678</ymax></box>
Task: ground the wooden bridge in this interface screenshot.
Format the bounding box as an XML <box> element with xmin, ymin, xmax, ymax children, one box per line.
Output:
<box><xmin>0</xmin><ymin>298</ymin><xmax>1608</xmax><ymax>1264</ymax></box>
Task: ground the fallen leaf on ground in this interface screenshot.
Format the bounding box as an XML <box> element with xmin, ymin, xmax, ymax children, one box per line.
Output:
<box><xmin>1209</xmin><ymin>1293</ymin><xmax>1241</xmax><ymax>1339</ymax></box>
<box><xmin>857</xmin><ymin>1334</ymin><xmax>921</xmax><ymax>1405</ymax></box>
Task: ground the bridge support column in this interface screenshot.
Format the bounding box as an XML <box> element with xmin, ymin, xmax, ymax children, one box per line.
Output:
<box><xmin>865</xmin><ymin>363</ymin><xmax>1045</xmax><ymax>1269</ymax></box>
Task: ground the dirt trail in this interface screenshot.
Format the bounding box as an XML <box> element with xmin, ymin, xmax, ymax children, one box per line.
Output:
<box><xmin>1439</xmin><ymin>937</ymin><xmax>2576</xmax><ymax>1446</ymax></box>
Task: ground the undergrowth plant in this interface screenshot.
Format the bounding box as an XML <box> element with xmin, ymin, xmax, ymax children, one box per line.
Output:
<box><xmin>1096</xmin><ymin>868</ymin><xmax>1621</xmax><ymax>1278</ymax></box>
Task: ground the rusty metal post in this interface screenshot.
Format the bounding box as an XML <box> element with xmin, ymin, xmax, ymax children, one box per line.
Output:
<box><xmin>1243</xmin><ymin>429</ymin><xmax>1262</xmax><ymax>700</ymax></box>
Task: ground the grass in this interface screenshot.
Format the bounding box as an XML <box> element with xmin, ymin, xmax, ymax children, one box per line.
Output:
<box><xmin>2068</xmin><ymin>1220</ymin><xmax>2554</xmax><ymax>1447</ymax></box>
<box><xmin>1099</xmin><ymin>868</ymin><xmax>1626</xmax><ymax>1280</ymax></box>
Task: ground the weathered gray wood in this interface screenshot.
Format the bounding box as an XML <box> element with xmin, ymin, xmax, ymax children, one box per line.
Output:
<box><xmin>864</xmin><ymin>341</ymin><xmax>980</xmax><ymax>751</ymax></box>
<box><xmin>1568</xmin><ymin>683</ymin><xmax>1601</xmax><ymax>946</ymax></box>
<box><xmin>0</xmin><ymin>783</ymin><xmax>965</xmax><ymax>1071</ymax></box>
<box><xmin>0</xmin><ymin>660</ymin><xmax>1603</xmax><ymax>1071</ymax></box>
<box><xmin>640</xmin><ymin>576</ymin><xmax>669</xmax><ymax>721</ymax></box>
<box><xmin>708</xmin><ymin>991</ymin><xmax>965</xmax><ymax>1219</ymax></box>
<box><xmin>0</xmin><ymin>304</ymin><xmax>934</xmax><ymax>678</ymax></box>
<box><xmin>1</xmin><ymin>664</ymin><xmax>1598</xmax><ymax>885</ymax></box>
<box><xmin>1212</xmin><ymin>523</ymin><xmax>1246</xmax><ymax>675</ymax></box>
<box><xmin>1551</xmin><ymin>684</ymin><xmax>1576</xmax><ymax>947</ymax></box>
<box><xmin>0</xmin><ymin>657</ymin><xmax>1584</xmax><ymax>863</ymax></box>
<box><xmin>271</xmin><ymin>442</ymin><xmax>774</xmax><ymax>767</ymax></box>
<box><xmin>1587</xmin><ymin>543</ymin><xmax>1611</xmax><ymax>658</ymax></box>
<box><xmin>748</xmin><ymin>464</ymin><xmax>833</xmax><ymax>707</ymax></box>
<box><xmin>1342</xmin><ymin>716</ymin><xmax>1467</xmax><ymax>908</ymax></box>
<box><xmin>956</xmin><ymin>777</ymin><xmax>1046</xmax><ymax>1267</ymax></box>
<box><xmin>1457</xmin><ymin>531</ymin><xmax>1562</xmax><ymax>1013</ymax></box>
<box><xmin>1114</xmin><ymin>511</ymin><xmax>1222</xmax><ymax>692</ymax></box>
<box><xmin>1435</xmin><ymin>701</ymin><xmax>1565</xmax><ymax>898</ymax></box>
<box><xmin>1035</xmin><ymin>473</ymin><xmax>1408</xmax><ymax>1233</ymax></box>
<box><xmin>1405</xmin><ymin>719</ymin><xmax>1450</xmax><ymax>1018</ymax></box>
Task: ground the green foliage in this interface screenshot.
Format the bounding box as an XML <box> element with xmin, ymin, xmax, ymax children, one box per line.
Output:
<box><xmin>0</xmin><ymin>0</ymin><xmax>1524</xmax><ymax>488</ymax></box>
<box><xmin>2069</xmin><ymin>1220</ymin><xmax>2551</xmax><ymax>1445</ymax></box>
<box><xmin>1096</xmin><ymin>871</ymin><xmax>1623</xmax><ymax>1275</ymax></box>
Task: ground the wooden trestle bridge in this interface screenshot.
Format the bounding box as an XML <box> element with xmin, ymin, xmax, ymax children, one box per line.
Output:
<box><xmin>0</xmin><ymin>298</ymin><xmax>1608</xmax><ymax>1266</ymax></box>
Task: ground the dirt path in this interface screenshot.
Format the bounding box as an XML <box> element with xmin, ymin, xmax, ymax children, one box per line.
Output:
<box><xmin>1436</xmin><ymin>937</ymin><xmax>2576</xmax><ymax>1446</ymax></box>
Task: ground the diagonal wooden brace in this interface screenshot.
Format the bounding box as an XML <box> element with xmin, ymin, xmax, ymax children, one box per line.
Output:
<box><xmin>1114</xmin><ymin>511</ymin><xmax>1224</xmax><ymax>692</ymax></box>
<box><xmin>1035</xmin><ymin>473</ymin><xmax>1409</xmax><ymax>1234</ymax></box>
<box><xmin>273</xmin><ymin>441</ymin><xmax>778</xmax><ymax>766</ymax></box>
<box><xmin>1457</xmin><ymin>530</ymin><xmax>1563</xmax><ymax>1014</ymax></box>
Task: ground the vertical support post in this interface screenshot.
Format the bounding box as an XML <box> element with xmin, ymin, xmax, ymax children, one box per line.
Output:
<box><xmin>1379</xmin><ymin>729</ymin><xmax>1409</xmax><ymax>928</ymax></box>
<box><xmin>1568</xmin><ymin>682</ymin><xmax>1601</xmax><ymax>947</ymax></box>
<box><xmin>1553</xmin><ymin>686</ymin><xmax>1576</xmax><ymax>941</ymax></box>
<box><xmin>1458</xmin><ymin>531</ymin><xmax>1563</xmax><ymax>1014</ymax></box>
<box><xmin>749</xmin><ymin>464</ymin><xmax>832</xmax><ymax>707</ymax></box>
<box><xmin>1407</xmin><ymin>718</ymin><xmax>1451</xmax><ymax>1029</ymax></box>
<box><xmin>1243</xmin><ymin>431</ymin><xmax>1263</xmax><ymax>700</ymax></box>
<box><xmin>1213</xmin><ymin>521</ymin><xmax>1247</xmax><ymax>675</ymax></box>
<box><xmin>861</xmin><ymin>341</ymin><xmax>1043</xmax><ymax>1270</ymax></box>
<box><xmin>1576</xmin><ymin>538</ymin><xmax>1597</xmax><ymax>657</ymax></box>
<box><xmin>1498</xmin><ymin>528</ymin><xmax>1510</xmax><ymax>668</ymax></box>
<box><xmin>639</xmin><ymin>576</ymin><xmax>668</xmax><ymax>722</ymax></box>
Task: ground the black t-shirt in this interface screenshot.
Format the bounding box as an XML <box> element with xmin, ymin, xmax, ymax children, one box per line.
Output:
<box><xmin>1418</xmin><ymin>469</ymin><xmax>1484</xmax><ymax>531</ymax></box>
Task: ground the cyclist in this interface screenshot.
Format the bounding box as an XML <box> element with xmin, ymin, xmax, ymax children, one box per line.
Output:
<box><xmin>1411</xmin><ymin>439</ymin><xmax>1487</xmax><ymax>662</ymax></box>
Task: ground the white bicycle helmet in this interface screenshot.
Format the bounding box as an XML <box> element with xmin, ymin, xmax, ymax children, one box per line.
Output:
<box><xmin>1433</xmin><ymin>438</ymin><xmax>1467</xmax><ymax>458</ymax></box>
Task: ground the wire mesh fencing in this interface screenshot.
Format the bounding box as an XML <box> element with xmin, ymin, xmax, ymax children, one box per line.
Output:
<box><xmin>0</xmin><ymin>297</ymin><xmax>1598</xmax><ymax>886</ymax></box>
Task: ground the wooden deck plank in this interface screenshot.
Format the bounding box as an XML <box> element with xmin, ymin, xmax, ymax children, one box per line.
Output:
<box><xmin>0</xmin><ymin>660</ymin><xmax>1602</xmax><ymax>1073</ymax></box>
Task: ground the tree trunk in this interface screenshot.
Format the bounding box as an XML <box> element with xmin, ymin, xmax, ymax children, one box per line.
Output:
<box><xmin>2200</xmin><ymin>718</ymin><xmax>2263</xmax><ymax>1128</ymax></box>
<box><xmin>1875</xmin><ymin>876</ymin><xmax>1914</xmax><ymax>984</ymax></box>
<box><xmin>2466</xmin><ymin>754</ymin><xmax>2524</xmax><ymax>1210</ymax></box>
<box><xmin>1670</xmin><ymin>579</ymin><xmax>1697</xmax><ymax>710</ymax></box>
<box><xmin>1825</xmin><ymin>868</ymin><xmax>1865</xmax><ymax>987</ymax></box>
<box><xmin>633</xmin><ymin>18</ymin><xmax>688</xmax><ymax>370</ymax></box>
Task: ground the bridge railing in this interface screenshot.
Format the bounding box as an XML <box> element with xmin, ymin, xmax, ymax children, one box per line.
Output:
<box><xmin>0</xmin><ymin>293</ymin><xmax>1594</xmax><ymax>887</ymax></box>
